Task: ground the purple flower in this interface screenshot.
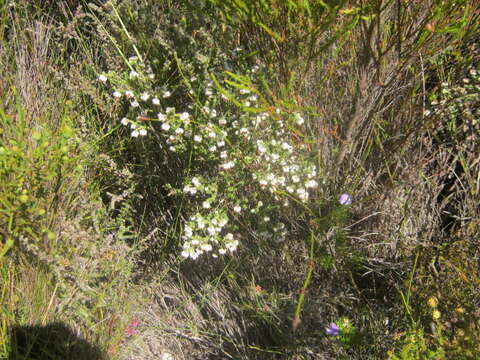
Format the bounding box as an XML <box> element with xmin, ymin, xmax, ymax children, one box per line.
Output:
<box><xmin>325</xmin><ymin>322</ymin><xmax>340</xmax><ymax>336</ymax></box>
<box><xmin>338</xmin><ymin>193</ymin><xmax>351</xmax><ymax>205</ymax></box>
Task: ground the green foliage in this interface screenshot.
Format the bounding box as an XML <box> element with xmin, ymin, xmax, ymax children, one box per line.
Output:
<box><xmin>208</xmin><ymin>0</ymin><xmax>362</xmax><ymax>87</ymax></box>
<box><xmin>388</xmin><ymin>328</ymin><xmax>446</xmax><ymax>360</ymax></box>
<box><xmin>0</xmin><ymin>102</ymin><xmax>82</xmax><ymax>257</ymax></box>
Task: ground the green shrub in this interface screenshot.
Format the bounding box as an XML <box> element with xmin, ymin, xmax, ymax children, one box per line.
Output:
<box><xmin>0</xmin><ymin>102</ymin><xmax>82</xmax><ymax>259</ymax></box>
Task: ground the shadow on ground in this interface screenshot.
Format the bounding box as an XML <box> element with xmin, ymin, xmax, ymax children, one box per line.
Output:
<box><xmin>8</xmin><ymin>322</ymin><xmax>105</xmax><ymax>360</ymax></box>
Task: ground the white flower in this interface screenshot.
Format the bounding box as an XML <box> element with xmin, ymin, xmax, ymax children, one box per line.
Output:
<box><xmin>181</xmin><ymin>250</ymin><xmax>190</xmax><ymax>258</ymax></box>
<box><xmin>233</xmin><ymin>205</ymin><xmax>241</xmax><ymax>213</ymax></box>
<box><xmin>225</xmin><ymin>233</ymin><xmax>234</xmax><ymax>241</ymax></box>
<box><xmin>194</xmin><ymin>135</ymin><xmax>202</xmax><ymax>142</ymax></box>
<box><xmin>210</xmin><ymin>109</ymin><xmax>217</xmax><ymax>117</ymax></box>
<box><xmin>129</xmin><ymin>71</ymin><xmax>139</xmax><ymax>79</ymax></box>
<box><xmin>295</xmin><ymin>114</ymin><xmax>305</xmax><ymax>125</ymax></box>
<box><xmin>306</xmin><ymin>180</ymin><xmax>318</xmax><ymax>188</ymax></box>
<box><xmin>179</xmin><ymin>112</ymin><xmax>190</xmax><ymax>120</ymax></box>
<box><xmin>240</xmin><ymin>88</ymin><xmax>250</xmax><ymax>94</ymax></box>
<box><xmin>217</xmin><ymin>217</ymin><xmax>227</xmax><ymax>227</ymax></box>
<box><xmin>227</xmin><ymin>240</ymin><xmax>239</xmax><ymax>252</ymax></box>
<box><xmin>158</xmin><ymin>113</ymin><xmax>167</xmax><ymax>121</ymax></box>
<box><xmin>201</xmin><ymin>244</ymin><xmax>213</xmax><ymax>252</ymax></box>
<box><xmin>217</xmin><ymin>140</ymin><xmax>225</xmax><ymax>147</ymax></box>
<box><xmin>297</xmin><ymin>188</ymin><xmax>308</xmax><ymax>201</ymax></box>
<box><xmin>205</xmin><ymin>88</ymin><xmax>213</xmax><ymax>96</ymax></box>
<box><xmin>175</xmin><ymin>127</ymin><xmax>184</xmax><ymax>135</ymax></box>
<box><xmin>192</xmin><ymin>177</ymin><xmax>201</xmax><ymax>187</ymax></box>
<box><xmin>221</xmin><ymin>161</ymin><xmax>235</xmax><ymax>170</ymax></box>
<box><xmin>197</xmin><ymin>219</ymin><xmax>205</xmax><ymax>229</ymax></box>
<box><xmin>148</xmin><ymin>73</ymin><xmax>155</xmax><ymax>79</ymax></box>
<box><xmin>292</xmin><ymin>175</ymin><xmax>300</xmax><ymax>183</ymax></box>
<box><xmin>131</xmin><ymin>100</ymin><xmax>139</xmax><ymax>108</ymax></box>
<box><xmin>125</xmin><ymin>90</ymin><xmax>134</xmax><ymax>98</ymax></box>
<box><xmin>218</xmin><ymin>118</ymin><xmax>227</xmax><ymax>125</ymax></box>
<box><xmin>209</xmin><ymin>145</ymin><xmax>217</xmax><ymax>152</ymax></box>
<box><xmin>166</xmin><ymin>107</ymin><xmax>175</xmax><ymax>114</ymax></box>
<box><xmin>140</xmin><ymin>92</ymin><xmax>150</xmax><ymax>101</ymax></box>
<box><xmin>131</xmin><ymin>130</ymin><xmax>139</xmax><ymax>137</ymax></box>
<box><xmin>218</xmin><ymin>248</ymin><xmax>227</xmax><ymax>255</ymax></box>
<box><xmin>139</xmin><ymin>129</ymin><xmax>147</xmax><ymax>136</ymax></box>
<box><xmin>152</xmin><ymin>97</ymin><xmax>160</xmax><ymax>105</ymax></box>
<box><xmin>220</xmin><ymin>151</ymin><xmax>227</xmax><ymax>159</ymax></box>
<box><xmin>98</xmin><ymin>74</ymin><xmax>107</xmax><ymax>82</ymax></box>
<box><xmin>130</xmin><ymin>123</ymin><xmax>137</xmax><ymax>129</ymax></box>
<box><xmin>113</xmin><ymin>91</ymin><xmax>122</xmax><ymax>98</ymax></box>
<box><xmin>161</xmin><ymin>123</ymin><xmax>171</xmax><ymax>131</ymax></box>
<box><xmin>183</xmin><ymin>186</ymin><xmax>197</xmax><ymax>195</ymax></box>
<box><xmin>120</xmin><ymin>118</ymin><xmax>129</xmax><ymax>126</ymax></box>
<box><xmin>163</xmin><ymin>90</ymin><xmax>171</xmax><ymax>98</ymax></box>
<box><xmin>202</xmin><ymin>201</ymin><xmax>211</xmax><ymax>209</ymax></box>
<box><xmin>184</xmin><ymin>226</ymin><xmax>193</xmax><ymax>237</ymax></box>
<box><xmin>160</xmin><ymin>352</ymin><xmax>174</xmax><ymax>360</ymax></box>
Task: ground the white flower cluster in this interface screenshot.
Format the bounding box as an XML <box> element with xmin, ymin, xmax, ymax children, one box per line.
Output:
<box><xmin>180</xmin><ymin>210</ymin><xmax>239</xmax><ymax>259</ymax></box>
<box><xmin>99</xmin><ymin>39</ymin><xmax>321</xmax><ymax>261</ymax></box>
<box><xmin>99</xmin><ymin>56</ymin><xmax>176</xmax><ymax>138</ymax></box>
<box><xmin>179</xmin><ymin>175</ymin><xmax>245</xmax><ymax>259</ymax></box>
<box><xmin>248</xmin><ymin>112</ymin><xmax>318</xmax><ymax>203</ymax></box>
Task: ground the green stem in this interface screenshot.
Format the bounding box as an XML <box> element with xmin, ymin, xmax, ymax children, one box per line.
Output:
<box><xmin>292</xmin><ymin>230</ymin><xmax>315</xmax><ymax>330</ymax></box>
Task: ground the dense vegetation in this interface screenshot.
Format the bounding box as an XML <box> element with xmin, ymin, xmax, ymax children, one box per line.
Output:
<box><xmin>1</xmin><ymin>0</ymin><xmax>479</xmax><ymax>359</ymax></box>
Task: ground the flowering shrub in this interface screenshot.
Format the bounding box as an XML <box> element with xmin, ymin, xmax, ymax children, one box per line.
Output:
<box><xmin>97</xmin><ymin>23</ymin><xmax>320</xmax><ymax>260</ymax></box>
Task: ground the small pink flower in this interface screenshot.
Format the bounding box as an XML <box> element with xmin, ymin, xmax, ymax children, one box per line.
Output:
<box><xmin>130</xmin><ymin>320</ymin><xmax>140</xmax><ymax>327</ymax></box>
<box><xmin>125</xmin><ymin>319</ymin><xmax>141</xmax><ymax>337</ymax></box>
<box><xmin>126</xmin><ymin>327</ymin><xmax>137</xmax><ymax>337</ymax></box>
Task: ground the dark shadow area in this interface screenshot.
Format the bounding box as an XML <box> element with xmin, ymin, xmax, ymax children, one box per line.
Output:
<box><xmin>8</xmin><ymin>322</ymin><xmax>105</xmax><ymax>360</ymax></box>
